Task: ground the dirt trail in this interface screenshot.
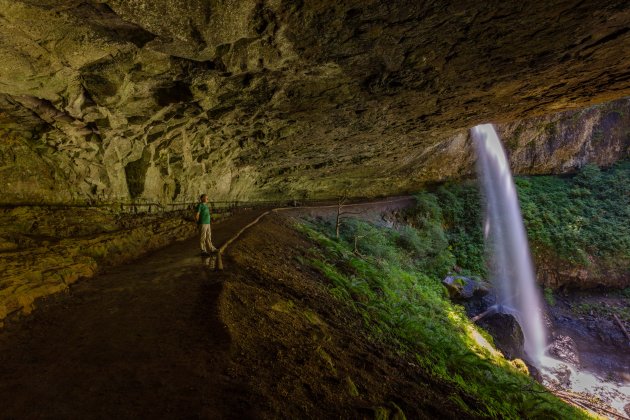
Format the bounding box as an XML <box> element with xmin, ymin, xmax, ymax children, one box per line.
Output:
<box><xmin>0</xmin><ymin>209</ymin><xmax>269</xmax><ymax>419</ymax></box>
<box><xmin>0</xmin><ymin>199</ymin><xmax>417</xmax><ymax>419</ymax></box>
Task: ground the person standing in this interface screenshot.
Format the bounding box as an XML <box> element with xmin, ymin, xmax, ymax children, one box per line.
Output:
<box><xmin>195</xmin><ymin>194</ymin><xmax>216</xmax><ymax>255</ymax></box>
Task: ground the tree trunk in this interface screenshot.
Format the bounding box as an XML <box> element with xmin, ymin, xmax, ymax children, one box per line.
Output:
<box><xmin>336</xmin><ymin>200</ymin><xmax>342</xmax><ymax>238</ymax></box>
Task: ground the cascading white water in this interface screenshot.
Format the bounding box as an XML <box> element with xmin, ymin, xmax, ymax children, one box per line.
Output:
<box><xmin>471</xmin><ymin>123</ymin><xmax>546</xmax><ymax>366</ymax></box>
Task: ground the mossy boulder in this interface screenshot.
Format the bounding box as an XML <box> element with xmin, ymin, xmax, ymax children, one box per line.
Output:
<box><xmin>442</xmin><ymin>275</ymin><xmax>490</xmax><ymax>300</ymax></box>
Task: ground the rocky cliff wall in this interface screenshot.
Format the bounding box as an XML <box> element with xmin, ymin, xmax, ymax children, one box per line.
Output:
<box><xmin>500</xmin><ymin>99</ymin><xmax>630</xmax><ymax>175</ymax></box>
<box><xmin>3</xmin><ymin>94</ymin><xmax>629</xmax><ymax>205</ymax></box>
<box><xmin>0</xmin><ymin>207</ymin><xmax>197</xmax><ymax>324</ymax></box>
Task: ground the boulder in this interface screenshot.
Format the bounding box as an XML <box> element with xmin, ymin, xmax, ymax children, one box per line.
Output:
<box><xmin>479</xmin><ymin>313</ymin><xmax>525</xmax><ymax>360</ymax></box>
<box><xmin>548</xmin><ymin>335</ymin><xmax>580</xmax><ymax>366</ymax></box>
<box><xmin>442</xmin><ymin>276</ymin><xmax>490</xmax><ymax>300</ymax></box>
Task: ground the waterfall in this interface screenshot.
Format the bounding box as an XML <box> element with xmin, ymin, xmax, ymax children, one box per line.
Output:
<box><xmin>471</xmin><ymin>124</ymin><xmax>546</xmax><ymax>365</ymax></box>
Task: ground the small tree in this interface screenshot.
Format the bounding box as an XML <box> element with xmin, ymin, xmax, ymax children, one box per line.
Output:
<box><xmin>335</xmin><ymin>195</ymin><xmax>347</xmax><ymax>239</ymax></box>
<box><xmin>334</xmin><ymin>192</ymin><xmax>363</xmax><ymax>239</ymax></box>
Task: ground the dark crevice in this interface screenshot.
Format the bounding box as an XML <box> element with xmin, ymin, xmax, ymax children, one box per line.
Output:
<box><xmin>69</xmin><ymin>2</ymin><xmax>157</xmax><ymax>48</ymax></box>
<box><xmin>124</xmin><ymin>150</ymin><xmax>152</xmax><ymax>199</ymax></box>
<box><xmin>582</xmin><ymin>27</ymin><xmax>630</xmax><ymax>50</ymax></box>
<box><xmin>155</xmin><ymin>81</ymin><xmax>194</xmax><ymax>107</ymax></box>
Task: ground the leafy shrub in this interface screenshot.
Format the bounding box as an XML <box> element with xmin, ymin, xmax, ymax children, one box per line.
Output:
<box><xmin>517</xmin><ymin>161</ymin><xmax>630</xmax><ymax>269</ymax></box>
<box><xmin>405</xmin><ymin>161</ymin><xmax>630</xmax><ymax>277</ymax></box>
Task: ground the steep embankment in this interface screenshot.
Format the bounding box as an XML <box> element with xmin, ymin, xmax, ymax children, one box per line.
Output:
<box><xmin>218</xmin><ymin>213</ymin><xmax>586</xmax><ymax>419</ymax></box>
<box><xmin>219</xmin><ymin>216</ymin><xmax>468</xmax><ymax>418</ymax></box>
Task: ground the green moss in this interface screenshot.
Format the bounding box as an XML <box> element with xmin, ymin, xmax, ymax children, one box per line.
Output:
<box><xmin>345</xmin><ymin>376</ymin><xmax>359</xmax><ymax>397</ymax></box>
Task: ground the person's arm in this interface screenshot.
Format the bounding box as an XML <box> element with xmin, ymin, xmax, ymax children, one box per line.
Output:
<box><xmin>194</xmin><ymin>204</ymin><xmax>200</xmax><ymax>222</ymax></box>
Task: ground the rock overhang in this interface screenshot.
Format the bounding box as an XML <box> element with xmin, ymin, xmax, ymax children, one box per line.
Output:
<box><xmin>1</xmin><ymin>0</ymin><xmax>630</xmax><ymax>204</ymax></box>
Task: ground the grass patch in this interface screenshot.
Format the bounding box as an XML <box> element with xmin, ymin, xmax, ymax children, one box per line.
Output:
<box><xmin>573</xmin><ymin>302</ymin><xmax>630</xmax><ymax>323</ymax></box>
<box><xmin>297</xmin><ymin>216</ymin><xmax>586</xmax><ymax>419</ymax></box>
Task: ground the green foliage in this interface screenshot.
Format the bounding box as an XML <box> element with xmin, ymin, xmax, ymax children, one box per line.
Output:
<box><xmin>543</xmin><ymin>287</ymin><xmax>555</xmax><ymax>306</ymax></box>
<box><xmin>293</xmin><ymin>160</ymin><xmax>629</xmax><ymax>418</ymax></box>
<box><xmin>404</xmin><ymin>162</ymin><xmax>630</xmax><ymax>276</ymax></box>
<box><xmin>427</xmin><ymin>183</ymin><xmax>486</xmax><ymax>276</ymax></box>
<box><xmin>297</xmin><ymin>218</ymin><xmax>586</xmax><ymax>419</ymax></box>
<box><xmin>573</xmin><ymin>301</ymin><xmax>630</xmax><ymax>323</ymax></box>
<box><xmin>517</xmin><ymin>162</ymin><xmax>630</xmax><ymax>269</ymax></box>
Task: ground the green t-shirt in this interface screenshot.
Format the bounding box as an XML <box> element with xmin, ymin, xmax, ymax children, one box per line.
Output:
<box><xmin>196</xmin><ymin>203</ymin><xmax>211</xmax><ymax>224</ymax></box>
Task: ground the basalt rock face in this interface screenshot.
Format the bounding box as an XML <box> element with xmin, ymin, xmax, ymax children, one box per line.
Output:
<box><xmin>499</xmin><ymin>99</ymin><xmax>630</xmax><ymax>176</ymax></box>
<box><xmin>1</xmin><ymin>1</ymin><xmax>630</xmax><ymax>204</ymax></box>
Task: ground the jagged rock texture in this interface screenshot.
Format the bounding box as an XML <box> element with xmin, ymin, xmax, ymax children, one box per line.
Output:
<box><xmin>0</xmin><ymin>207</ymin><xmax>196</xmax><ymax>322</ymax></box>
<box><xmin>1</xmin><ymin>0</ymin><xmax>630</xmax><ymax>204</ymax></box>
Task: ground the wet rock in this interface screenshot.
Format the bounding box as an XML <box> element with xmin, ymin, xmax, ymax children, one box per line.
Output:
<box><xmin>545</xmin><ymin>362</ymin><xmax>573</xmax><ymax>388</ymax></box>
<box><xmin>524</xmin><ymin>361</ymin><xmax>543</xmax><ymax>383</ymax></box>
<box><xmin>442</xmin><ymin>276</ymin><xmax>490</xmax><ymax>300</ymax></box>
<box><xmin>478</xmin><ymin>313</ymin><xmax>525</xmax><ymax>360</ymax></box>
<box><xmin>549</xmin><ymin>335</ymin><xmax>580</xmax><ymax>366</ymax></box>
<box><xmin>463</xmin><ymin>293</ymin><xmax>497</xmax><ymax>319</ymax></box>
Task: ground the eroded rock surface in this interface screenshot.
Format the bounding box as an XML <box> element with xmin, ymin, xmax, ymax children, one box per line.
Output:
<box><xmin>1</xmin><ymin>1</ymin><xmax>630</xmax><ymax>203</ymax></box>
<box><xmin>0</xmin><ymin>206</ymin><xmax>196</xmax><ymax>322</ymax></box>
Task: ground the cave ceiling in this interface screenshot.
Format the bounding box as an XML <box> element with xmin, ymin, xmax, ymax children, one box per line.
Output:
<box><xmin>1</xmin><ymin>0</ymin><xmax>630</xmax><ymax>203</ymax></box>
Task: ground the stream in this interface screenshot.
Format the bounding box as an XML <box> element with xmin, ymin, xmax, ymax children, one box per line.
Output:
<box><xmin>541</xmin><ymin>289</ymin><xmax>630</xmax><ymax>417</ymax></box>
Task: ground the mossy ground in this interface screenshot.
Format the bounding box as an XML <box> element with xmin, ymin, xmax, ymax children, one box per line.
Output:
<box><xmin>297</xmin><ymin>215</ymin><xmax>586</xmax><ymax>419</ymax></box>
<box><xmin>220</xmin><ymin>214</ymin><xmax>479</xmax><ymax>419</ymax></box>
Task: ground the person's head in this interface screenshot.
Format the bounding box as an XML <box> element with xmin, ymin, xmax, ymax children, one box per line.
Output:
<box><xmin>199</xmin><ymin>194</ymin><xmax>208</xmax><ymax>203</ymax></box>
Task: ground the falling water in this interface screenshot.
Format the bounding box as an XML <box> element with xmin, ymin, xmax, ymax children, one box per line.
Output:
<box><xmin>471</xmin><ymin>124</ymin><xmax>546</xmax><ymax>366</ymax></box>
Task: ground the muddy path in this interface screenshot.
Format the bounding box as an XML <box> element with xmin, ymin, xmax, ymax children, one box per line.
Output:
<box><xmin>0</xmin><ymin>209</ymin><xmax>269</xmax><ymax>419</ymax></box>
<box><xmin>0</xmin><ymin>198</ymin><xmax>416</xmax><ymax>419</ymax></box>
